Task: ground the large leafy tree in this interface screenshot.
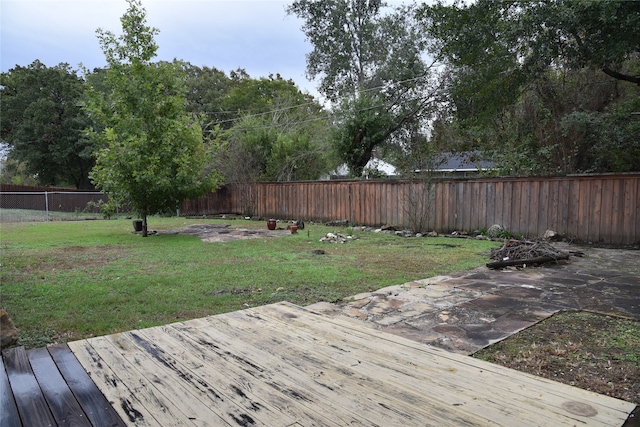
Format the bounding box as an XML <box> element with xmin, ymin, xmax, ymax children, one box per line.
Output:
<box><xmin>222</xmin><ymin>73</ymin><xmax>314</xmax><ymax>116</ymax></box>
<box><xmin>0</xmin><ymin>61</ymin><xmax>95</xmax><ymax>188</ymax></box>
<box><xmin>86</xmin><ymin>0</ymin><xmax>220</xmax><ymax>236</ymax></box>
<box><xmin>211</xmin><ymin>74</ymin><xmax>330</xmax><ymax>183</ymax></box>
<box><xmin>420</xmin><ymin>0</ymin><xmax>640</xmax><ymax>116</ymax></box>
<box><xmin>288</xmin><ymin>0</ymin><xmax>386</xmax><ymax>102</ymax></box>
<box><xmin>288</xmin><ymin>0</ymin><xmax>440</xmax><ymax>177</ymax></box>
<box><xmin>180</xmin><ymin>62</ymin><xmax>235</xmax><ymax>132</ymax></box>
<box><xmin>419</xmin><ymin>0</ymin><xmax>640</xmax><ymax>174</ymax></box>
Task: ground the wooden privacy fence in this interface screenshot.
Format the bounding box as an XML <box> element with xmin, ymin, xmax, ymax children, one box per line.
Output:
<box><xmin>181</xmin><ymin>174</ymin><xmax>640</xmax><ymax>245</ymax></box>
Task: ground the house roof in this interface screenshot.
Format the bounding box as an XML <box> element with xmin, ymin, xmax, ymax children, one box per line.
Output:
<box><xmin>324</xmin><ymin>151</ymin><xmax>494</xmax><ymax>180</ymax></box>
<box><xmin>429</xmin><ymin>151</ymin><xmax>495</xmax><ymax>172</ymax></box>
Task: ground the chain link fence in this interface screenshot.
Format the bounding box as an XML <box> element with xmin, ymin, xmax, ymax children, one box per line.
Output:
<box><xmin>0</xmin><ymin>190</ymin><xmax>116</xmax><ymax>223</ymax></box>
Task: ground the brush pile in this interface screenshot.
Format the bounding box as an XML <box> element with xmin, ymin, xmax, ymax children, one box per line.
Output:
<box><xmin>487</xmin><ymin>240</ymin><xmax>571</xmax><ymax>269</ymax></box>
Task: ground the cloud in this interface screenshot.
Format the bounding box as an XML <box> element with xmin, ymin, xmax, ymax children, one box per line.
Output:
<box><xmin>1</xmin><ymin>0</ymin><xmax>315</xmax><ymax>92</ymax></box>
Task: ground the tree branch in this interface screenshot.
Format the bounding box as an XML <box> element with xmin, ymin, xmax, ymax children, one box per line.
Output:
<box><xmin>602</xmin><ymin>67</ymin><xmax>640</xmax><ymax>86</ymax></box>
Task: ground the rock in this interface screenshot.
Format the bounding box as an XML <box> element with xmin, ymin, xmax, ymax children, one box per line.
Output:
<box><xmin>428</xmin><ymin>231</ymin><xmax>438</xmax><ymax>237</ymax></box>
<box><xmin>486</xmin><ymin>224</ymin><xmax>504</xmax><ymax>238</ymax></box>
<box><xmin>0</xmin><ymin>308</ymin><xmax>19</xmax><ymax>349</ymax></box>
<box><xmin>320</xmin><ymin>232</ymin><xmax>355</xmax><ymax>243</ymax></box>
<box><xmin>543</xmin><ymin>229</ymin><xmax>562</xmax><ymax>241</ymax></box>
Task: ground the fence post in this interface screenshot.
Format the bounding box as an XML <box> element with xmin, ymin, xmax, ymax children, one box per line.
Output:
<box><xmin>45</xmin><ymin>191</ymin><xmax>50</xmax><ymax>222</ymax></box>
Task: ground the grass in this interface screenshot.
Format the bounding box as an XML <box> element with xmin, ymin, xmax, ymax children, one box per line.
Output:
<box><xmin>0</xmin><ymin>217</ymin><xmax>498</xmax><ymax>348</ymax></box>
<box><xmin>0</xmin><ymin>208</ymin><xmax>122</xmax><ymax>223</ymax></box>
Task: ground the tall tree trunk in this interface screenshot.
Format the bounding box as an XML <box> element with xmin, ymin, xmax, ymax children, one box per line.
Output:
<box><xmin>142</xmin><ymin>214</ymin><xmax>148</xmax><ymax>237</ymax></box>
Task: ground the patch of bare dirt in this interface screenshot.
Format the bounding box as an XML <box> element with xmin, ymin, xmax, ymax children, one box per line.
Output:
<box><xmin>474</xmin><ymin>311</ymin><xmax>640</xmax><ymax>405</ymax></box>
<box><xmin>8</xmin><ymin>245</ymin><xmax>124</xmax><ymax>282</ymax></box>
<box><xmin>170</xmin><ymin>223</ymin><xmax>288</xmax><ymax>242</ymax></box>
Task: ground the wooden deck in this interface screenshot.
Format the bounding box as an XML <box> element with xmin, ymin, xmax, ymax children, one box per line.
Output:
<box><xmin>2</xmin><ymin>302</ymin><xmax>636</xmax><ymax>426</ymax></box>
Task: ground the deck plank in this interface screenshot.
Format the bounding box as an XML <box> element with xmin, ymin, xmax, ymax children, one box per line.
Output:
<box><xmin>273</xmin><ymin>302</ymin><xmax>637</xmax><ymax>423</ymax></box>
<box><xmin>321</xmin><ymin>306</ymin><xmax>636</xmax><ymax>414</ymax></box>
<box><xmin>63</xmin><ymin>302</ymin><xmax>635</xmax><ymax>427</ymax></box>
<box><xmin>249</xmin><ymin>302</ymin><xmax>634</xmax><ymax>425</ymax></box>
<box><xmin>47</xmin><ymin>343</ymin><xmax>126</xmax><ymax>427</ymax></box>
<box><xmin>71</xmin><ymin>335</ymin><xmax>192</xmax><ymax>426</ymax></box>
<box><xmin>218</xmin><ymin>304</ymin><xmax>616</xmax><ymax>426</ymax></box>
<box><xmin>168</xmin><ymin>318</ymin><xmax>429</xmax><ymax>426</ymax></box>
<box><xmin>109</xmin><ymin>330</ymin><xmax>267</xmax><ymax>426</ymax></box>
<box><xmin>0</xmin><ymin>351</ymin><xmax>22</xmax><ymax>427</ymax></box>
<box><xmin>2</xmin><ymin>346</ymin><xmax>56</xmax><ymax>427</ymax></box>
<box><xmin>197</xmin><ymin>310</ymin><xmax>491</xmax><ymax>426</ymax></box>
<box><xmin>216</xmin><ymin>307</ymin><xmax>534</xmax><ymax>425</ymax></box>
<box><xmin>27</xmin><ymin>347</ymin><xmax>91</xmax><ymax>426</ymax></box>
<box><xmin>135</xmin><ymin>325</ymin><xmax>333</xmax><ymax>426</ymax></box>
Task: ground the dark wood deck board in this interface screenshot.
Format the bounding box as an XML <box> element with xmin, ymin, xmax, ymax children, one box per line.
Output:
<box><xmin>0</xmin><ymin>351</ymin><xmax>21</xmax><ymax>427</ymax></box>
<box><xmin>3</xmin><ymin>346</ymin><xmax>57</xmax><ymax>427</ymax></box>
<box><xmin>27</xmin><ymin>347</ymin><xmax>91</xmax><ymax>426</ymax></box>
<box><xmin>47</xmin><ymin>344</ymin><xmax>126</xmax><ymax>427</ymax></box>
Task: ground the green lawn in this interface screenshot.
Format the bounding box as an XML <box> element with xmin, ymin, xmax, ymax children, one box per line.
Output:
<box><xmin>0</xmin><ymin>217</ymin><xmax>499</xmax><ymax>348</ymax></box>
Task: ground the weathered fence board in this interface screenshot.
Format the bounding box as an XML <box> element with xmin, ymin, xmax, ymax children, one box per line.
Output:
<box><xmin>181</xmin><ymin>174</ymin><xmax>640</xmax><ymax>245</ymax></box>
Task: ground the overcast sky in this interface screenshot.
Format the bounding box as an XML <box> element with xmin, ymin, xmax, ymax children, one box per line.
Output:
<box><xmin>1</xmin><ymin>0</ymin><xmax>323</xmax><ymax>96</ymax></box>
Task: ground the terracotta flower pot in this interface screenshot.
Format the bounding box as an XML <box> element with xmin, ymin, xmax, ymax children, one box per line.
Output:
<box><xmin>267</xmin><ymin>219</ymin><xmax>277</xmax><ymax>230</ymax></box>
<box><xmin>290</xmin><ymin>225</ymin><xmax>298</xmax><ymax>234</ymax></box>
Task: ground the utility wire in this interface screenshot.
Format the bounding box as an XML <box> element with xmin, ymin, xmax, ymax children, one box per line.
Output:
<box><xmin>203</xmin><ymin>73</ymin><xmax>435</xmax><ymax>130</ymax></box>
<box><xmin>219</xmin><ymin>91</ymin><xmax>435</xmax><ymax>133</ymax></box>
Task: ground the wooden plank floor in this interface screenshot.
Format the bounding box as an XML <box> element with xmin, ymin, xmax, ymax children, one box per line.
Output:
<box><xmin>3</xmin><ymin>302</ymin><xmax>636</xmax><ymax>426</ymax></box>
<box><xmin>2</xmin><ymin>344</ymin><xmax>125</xmax><ymax>426</ymax></box>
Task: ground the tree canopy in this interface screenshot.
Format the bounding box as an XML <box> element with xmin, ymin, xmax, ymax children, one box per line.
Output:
<box><xmin>288</xmin><ymin>0</ymin><xmax>440</xmax><ymax>177</ymax></box>
<box><xmin>86</xmin><ymin>0</ymin><xmax>220</xmax><ymax>235</ymax></box>
<box><xmin>211</xmin><ymin>74</ymin><xmax>330</xmax><ymax>183</ymax></box>
<box><xmin>6</xmin><ymin>0</ymin><xmax>636</xmax><ymax>189</ymax></box>
<box><xmin>419</xmin><ymin>0</ymin><xmax>640</xmax><ymax>174</ymax></box>
<box><xmin>419</xmin><ymin>0</ymin><xmax>640</xmax><ymax>120</ymax></box>
<box><xmin>0</xmin><ymin>61</ymin><xmax>95</xmax><ymax>188</ymax></box>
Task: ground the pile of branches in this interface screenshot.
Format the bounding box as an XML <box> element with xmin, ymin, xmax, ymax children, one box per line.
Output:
<box><xmin>487</xmin><ymin>240</ymin><xmax>572</xmax><ymax>269</ymax></box>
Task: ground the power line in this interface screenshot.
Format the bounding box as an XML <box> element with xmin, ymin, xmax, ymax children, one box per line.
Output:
<box><xmin>204</xmin><ymin>73</ymin><xmax>435</xmax><ymax>130</ymax></box>
<box><xmin>219</xmin><ymin>91</ymin><xmax>436</xmax><ymax>133</ymax></box>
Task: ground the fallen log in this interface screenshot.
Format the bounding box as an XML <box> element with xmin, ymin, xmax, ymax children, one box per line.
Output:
<box><xmin>486</xmin><ymin>253</ymin><xmax>570</xmax><ymax>269</ymax></box>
